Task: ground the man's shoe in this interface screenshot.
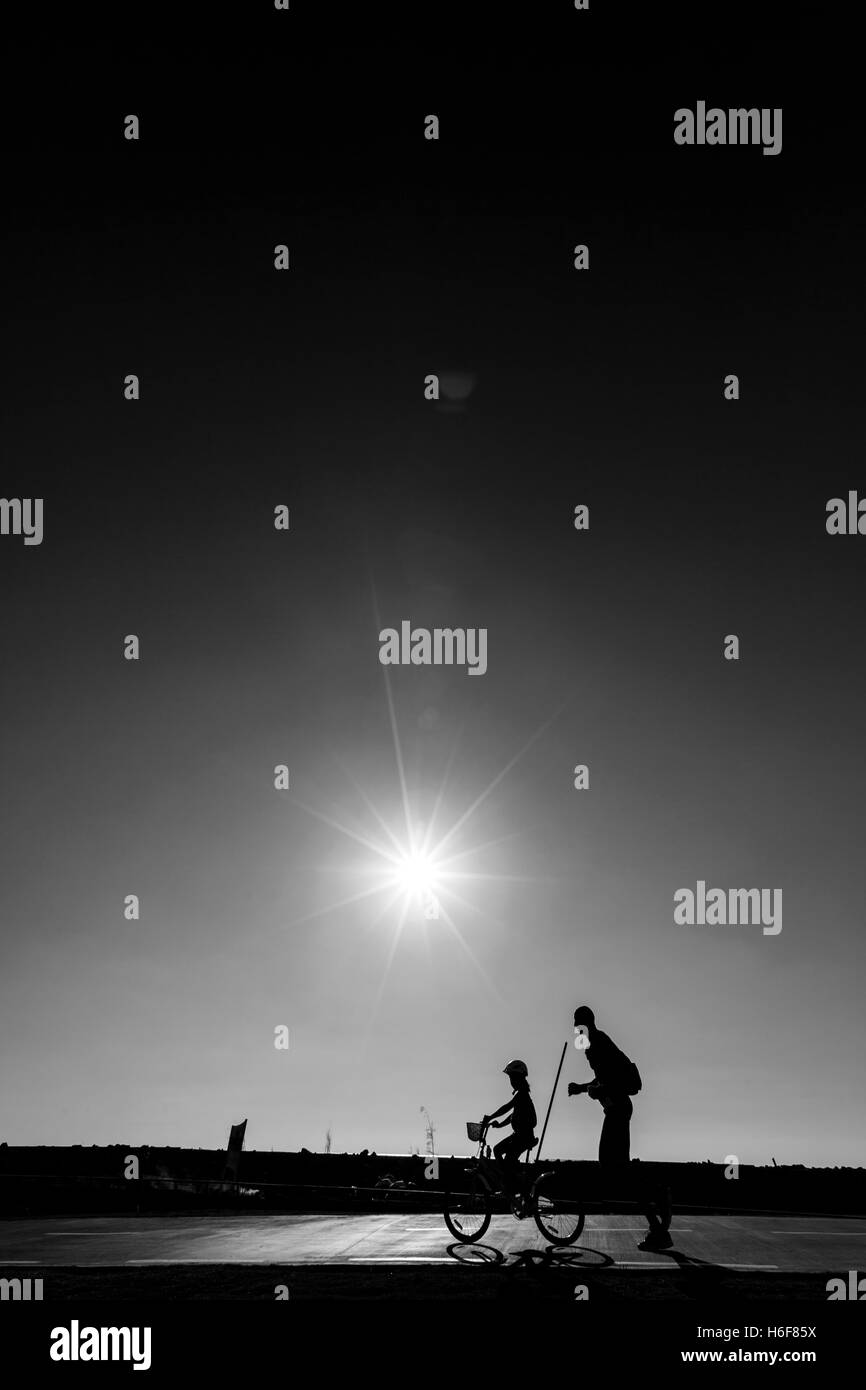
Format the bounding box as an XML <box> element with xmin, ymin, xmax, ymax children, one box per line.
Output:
<box><xmin>638</xmin><ymin>1230</ymin><xmax>674</xmax><ymax>1251</ymax></box>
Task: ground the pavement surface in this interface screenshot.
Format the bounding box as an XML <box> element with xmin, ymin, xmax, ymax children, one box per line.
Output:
<box><xmin>2</xmin><ymin>1210</ymin><xmax>864</xmax><ymax>1271</ymax></box>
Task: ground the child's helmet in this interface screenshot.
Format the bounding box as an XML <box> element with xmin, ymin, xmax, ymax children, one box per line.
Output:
<box><xmin>503</xmin><ymin>1059</ymin><xmax>528</xmax><ymax>1077</ymax></box>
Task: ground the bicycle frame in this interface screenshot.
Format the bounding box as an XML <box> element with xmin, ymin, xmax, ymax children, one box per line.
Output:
<box><xmin>444</xmin><ymin>1121</ymin><xmax>586</xmax><ymax>1247</ymax></box>
<box><xmin>472</xmin><ymin>1124</ymin><xmax>554</xmax><ymax>1206</ymax></box>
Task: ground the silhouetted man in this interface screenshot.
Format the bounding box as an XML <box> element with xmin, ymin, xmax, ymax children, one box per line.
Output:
<box><xmin>568</xmin><ymin>1004</ymin><xmax>672</xmax><ymax>1249</ymax></box>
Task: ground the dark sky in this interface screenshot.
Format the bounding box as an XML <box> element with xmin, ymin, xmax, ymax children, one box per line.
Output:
<box><xmin>2</xmin><ymin>10</ymin><xmax>865</xmax><ymax>1164</ymax></box>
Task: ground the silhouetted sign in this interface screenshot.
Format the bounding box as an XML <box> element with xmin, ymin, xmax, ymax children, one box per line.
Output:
<box><xmin>223</xmin><ymin>1120</ymin><xmax>247</xmax><ymax>1180</ymax></box>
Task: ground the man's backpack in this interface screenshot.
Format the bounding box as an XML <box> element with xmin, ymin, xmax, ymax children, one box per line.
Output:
<box><xmin>621</xmin><ymin>1056</ymin><xmax>642</xmax><ymax>1096</ymax></box>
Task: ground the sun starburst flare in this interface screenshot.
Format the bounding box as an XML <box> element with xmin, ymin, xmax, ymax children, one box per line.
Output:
<box><xmin>284</xmin><ymin>607</ymin><xmax>569</xmax><ymax>1000</ymax></box>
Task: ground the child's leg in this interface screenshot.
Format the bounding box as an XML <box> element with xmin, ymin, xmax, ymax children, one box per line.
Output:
<box><xmin>493</xmin><ymin>1135</ymin><xmax>521</xmax><ymax>1194</ymax></box>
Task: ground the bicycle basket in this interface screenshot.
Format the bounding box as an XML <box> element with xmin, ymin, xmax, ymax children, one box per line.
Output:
<box><xmin>466</xmin><ymin>1121</ymin><xmax>485</xmax><ymax>1142</ymax></box>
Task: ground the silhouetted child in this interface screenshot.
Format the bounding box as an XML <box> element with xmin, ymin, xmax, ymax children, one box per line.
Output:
<box><xmin>483</xmin><ymin>1059</ymin><xmax>538</xmax><ymax>1206</ymax></box>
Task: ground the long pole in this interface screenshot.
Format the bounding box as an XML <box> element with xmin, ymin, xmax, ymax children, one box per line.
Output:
<box><xmin>536</xmin><ymin>1040</ymin><xmax>568</xmax><ymax>1162</ymax></box>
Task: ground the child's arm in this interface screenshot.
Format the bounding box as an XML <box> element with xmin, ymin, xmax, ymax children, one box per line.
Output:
<box><xmin>483</xmin><ymin>1098</ymin><xmax>515</xmax><ymax>1124</ymax></box>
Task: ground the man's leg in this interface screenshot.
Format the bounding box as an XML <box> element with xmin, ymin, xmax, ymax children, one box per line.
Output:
<box><xmin>599</xmin><ymin>1096</ymin><xmax>631</xmax><ymax>1216</ymax></box>
<box><xmin>600</xmin><ymin>1096</ymin><xmax>670</xmax><ymax>1247</ymax></box>
<box><xmin>599</xmin><ymin>1099</ymin><xmax>630</xmax><ymax>1165</ymax></box>
<box><xmin>642</xmin><ymin>1169</ymin><xmax>673</xmax><ymax>1239</ymax></box>
<box><xmin>636</xmin><ymin>1155</ymin><xmax>673</xmax><ymax>1249</ymax></box>
<box><xmin>658</xmin><ymin>1175</ymin><xmax>673</xmax><ymax>1231</ymax></box>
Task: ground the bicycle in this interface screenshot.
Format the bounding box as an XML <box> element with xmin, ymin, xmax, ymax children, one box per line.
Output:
<box><xmin>443</xmin><ymin>1121</ymin><xmax>586</xmax><ymax>1246</ymax></box>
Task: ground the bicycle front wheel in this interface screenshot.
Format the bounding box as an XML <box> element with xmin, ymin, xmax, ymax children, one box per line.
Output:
<box><xmin>444</xmin><ymin>1173</ymin><xmax>492</xmax><ymax>1243</ymax></box>
<box><xmin>532</xmin><ymin>1172</ymin><xmax>585</xmax><ymax>1246</ymax></box>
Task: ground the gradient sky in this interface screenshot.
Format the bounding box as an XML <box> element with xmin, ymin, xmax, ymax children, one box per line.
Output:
<box><xmin>2</xmin><ymin>23</ymin><xmax>863</xmax><ymax>1166</ymax></box>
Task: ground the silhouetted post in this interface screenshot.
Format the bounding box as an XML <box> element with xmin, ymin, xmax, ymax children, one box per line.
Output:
<box><xmin>536</xmin><ymin>1042</ymin><xmax>568</xmax><ymax>1161</ymax></box>
<box><xmin>222</xmin><ymin>1119</ymin><xmax>247</xmax><ymax>1184</ymax></box>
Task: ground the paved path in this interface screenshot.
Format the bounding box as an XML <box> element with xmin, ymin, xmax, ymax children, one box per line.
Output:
<box><xmin>2</xmin><ymin>1212</ymin><xmax>864</xmax><ymax>1271</ymax></box>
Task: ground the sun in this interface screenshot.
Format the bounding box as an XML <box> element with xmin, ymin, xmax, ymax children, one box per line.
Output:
<box><xmin>286</xmin><ymin>624</ymin><xmax>565</xmax><ymax>1000</ymax></box>
<box><xmin>393</xmin><ymin>848</ymin><xmax>439</xmax><ymax>901</ymax></box>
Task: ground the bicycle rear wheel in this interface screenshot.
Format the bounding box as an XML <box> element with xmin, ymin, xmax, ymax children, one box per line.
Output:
<box><xmin>532</xmin><ymin>1172</ymin><xmax>585</xmax><ymax>1246</ymax></box>
<box><xmin>444</xmin><ymin>1173</ymin><xmax>492</xmax><ymax>1243</ymax></box>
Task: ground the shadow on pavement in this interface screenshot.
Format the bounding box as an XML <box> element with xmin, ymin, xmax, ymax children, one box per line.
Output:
<box><xmin>445</xmin><ymin>1242</ymin><xmax>505</xmax><ymax>1265</ymax></box>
